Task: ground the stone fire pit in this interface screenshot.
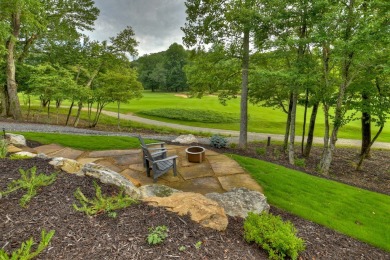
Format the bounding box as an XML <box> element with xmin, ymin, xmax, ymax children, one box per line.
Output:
<box><xmin>186</xmin><ymin>146</ymin><xmax>206</xmax><ymax>163</ymax></box>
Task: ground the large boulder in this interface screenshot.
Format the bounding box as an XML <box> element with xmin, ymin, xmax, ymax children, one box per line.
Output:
<box><xmin>5</xmin><ymin>133</ymin><xmax>26</xmax><ymax>146</ymax></box>
<box><xmin>49</xmin><ymin>157</ymin><xmax>84</xmax><ymax>175</ymax></box>
<box><xmin>205</xmin><ymin>188</ymin><xmax>270</xmax><ymax>218</ymax></box>
<box><xmin>82</xmin><ymin>163</ymin><xmax>141</xmax><ymax>199</ymax></box>
<box><xmin>143</xmin><ymin>192</ymin><xmax>228</xmax><ymax>231</ymax></box>
<box><xmin>139</xmin><ymin>184</ymin><xmax>182</xmax><ymax>199</ymax></box>
<box><xmin>172</xmin><ymin>134</ymin><xmax>198</xmax><ymax>144</ymax></box>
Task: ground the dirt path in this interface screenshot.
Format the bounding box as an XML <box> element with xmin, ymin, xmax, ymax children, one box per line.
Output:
<box><xmin>102</xmin><ymin>110</ymin><xmax>390</xmax><ymax>149</ymax></box>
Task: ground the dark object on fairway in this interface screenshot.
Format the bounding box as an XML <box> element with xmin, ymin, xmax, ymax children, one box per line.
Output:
<box><xmin>186</xmin><ymin>146</ymin><xmax>206</xmax><ymax>163</ymax></box>
<box><xmin>141</xmin><ymin>145</ymin><xmax>178</xmax><ymax>182</ymax></box>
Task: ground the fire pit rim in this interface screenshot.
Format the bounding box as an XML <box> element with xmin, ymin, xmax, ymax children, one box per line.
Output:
<box><xmin>185</xmin><ymin>146</ymin><xmax>206</xmax><ymax>163</ymax></box>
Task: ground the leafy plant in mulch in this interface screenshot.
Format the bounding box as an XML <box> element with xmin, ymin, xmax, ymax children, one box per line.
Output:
<box><xmin>147</xmin><ymin>225</ymin><xmax>168</xmax><ymax>245</ymax></box>
<box><xmin>244</xmin><ymin>212</ymin><xmax>305</xmax><ymax>260</ymax></box>
<box><xmin>0</xmin><ymin>229</ymin><xmax>55</xmax><ymax>260</ymax></box>
<box><xmin>0</xmin><ymin>166</ymin><xmax>57</xmax><ymax>207</ymax></box>
<box><xmin>73</xmin><ymin>181</ymin><xmax>138</xmax><ymax>217</ymax></box>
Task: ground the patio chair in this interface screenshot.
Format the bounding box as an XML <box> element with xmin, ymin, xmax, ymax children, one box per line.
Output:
<box><xmin>141</xmin><ymin>145</ymin><xmax>178</xmax><ymax>182</ymax></box>
<box><xmin>137</xmin><ymin>135</ymin><xmax>167</xmax><ymax>167</ymax></box>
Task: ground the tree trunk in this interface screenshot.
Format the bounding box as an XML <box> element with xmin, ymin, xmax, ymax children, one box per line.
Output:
<box><xmin>66</xmin><ymin>100</ymin><xmax>74</xmax><ymax>126</ymax></box>
<box><xmin>357</xmin><ymin>124</ymin><xmax>383</xmax><ymax>170</ymax></box>
<box><xmin>304</xmin><ymin>101</ymin><xmax>319</xmax><ymax>157</ymax></box>
<box><xmin>283</xmin><ymin>92</ymin><xmax>293</xmax><ymax>153</ymax></box>
<box><xmin>73</xmin><ymin>101</ymin><xmax>83</xmax><ymax>127</ymax></box>
<box><xmin>239</xmin><ymin>28</ymin><xmax>250</xmax><ymax>149</ymax></box>
<box><xmin>361</xmin><ymin>92</ymin><xmax>371</xmax><ymax>157</ymax></box>
<box><xmin>117</xmin><ymin>101</ymin><xmax>121</xmax><ymax>130</ymax></box>
<box><xmin>5</xmin><ymin>11</ymin><xmax>22</xmax><ymax>120</ymax></box>
<box><xmin>0</xmin><ymin>85</ymin><xmax>8</xmax><ymax>117</ymax></box>
<box><xmin>288</xmin><ymin>92</ymin><xmax>298</xmax><ymax>165</ymax></box>
<box><xmin>301</xmin><ymin>88</ymin><xmax>309</xmax><ymax>155</ymax></box>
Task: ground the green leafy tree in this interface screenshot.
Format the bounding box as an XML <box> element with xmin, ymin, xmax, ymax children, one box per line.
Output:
<box><xmin>164</xmin><ymin>43</ymin><xmax>188</xmax><ymax>92</ymax></box>
<box><xmin>182</xmin><ymin>0</ymin><xmax>270</xmax><ymax>148</ymax></box>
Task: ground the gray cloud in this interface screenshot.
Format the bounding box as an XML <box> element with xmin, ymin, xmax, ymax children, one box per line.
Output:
<box><xmin>88</xmin><ymin>0</ymin><xmax>187</xmax><ymax>56</ymax></box>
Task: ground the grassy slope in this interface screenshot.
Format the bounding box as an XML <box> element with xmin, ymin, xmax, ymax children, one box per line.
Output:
<box><xmin>19</xmin><ymin>92</ymin><xmax>390</xmax><ymax>142</ymax></box>
<box><xmin>231</xmin><ymin>154</ymin><xmax>390</xmax><ymax>251</ymax></box>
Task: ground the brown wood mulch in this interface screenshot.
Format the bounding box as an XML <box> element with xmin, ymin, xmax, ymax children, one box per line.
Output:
<box><xmin>1</xmin><ymin>158</ymin><xmax>389</xmax><ymax>259</ymax></box>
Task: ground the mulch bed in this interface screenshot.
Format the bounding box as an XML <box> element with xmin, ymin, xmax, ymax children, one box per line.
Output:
<box><xmin>1</xmin><ymin>158</ymin><xmax>389</xmax><ymax>259</ymax></box>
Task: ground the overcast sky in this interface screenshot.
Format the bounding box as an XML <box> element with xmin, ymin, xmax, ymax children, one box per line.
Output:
<box><xmin>87</xmin><ymin>0</ymin><xmax>187</xmax><ymax>57</ymax></box>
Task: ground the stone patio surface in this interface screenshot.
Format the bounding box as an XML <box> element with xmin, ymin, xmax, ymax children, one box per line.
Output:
<box><xmin>31</xmin><ymin>144</ymin><xmax>263</xmax><ymax>194</ymax></box>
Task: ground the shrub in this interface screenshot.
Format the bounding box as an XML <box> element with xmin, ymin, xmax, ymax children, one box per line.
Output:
<box><xmin>147</xmin><ymin>225</ymin><xmax>168</xmax><ymax>245</ymax></box>
<box><xmin>294</xmin><ymin>158</ymin><xmax>306</xmax><ymax>168</ymax></box>
<box><xmin>210</xmin><ymin>135</ymin><xmax>227</xmax><ymax>148</ymax></box>
<box><xmin>0</xmin><ymin>229</ymin><xmax>55</xmax><ymax>260</ymax></box>
<box><xmin>255</xmin><ymin>147</ymin><xmax>266</xmax><ymax>156</ymax></box>
<box><xmin>73</xmin><ymin>181</ymin><xmax>138</xmax><ymax>217</ymax></box>
<box><xmin>244</xmin><ymin>212</ymin><xmax>305</xmax><ymax>260</ymax></box>
<box><xmin>229</xmin><ymin>143</ymin><xmax>237</xmax><ymax>149</ymax></box>
<box><xmin>0</xmin><ymin>166</ymin><xmax>57</xmax><ymax>207</ymax></box>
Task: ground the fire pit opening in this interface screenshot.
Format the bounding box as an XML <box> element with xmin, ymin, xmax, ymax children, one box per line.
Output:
<box><xmin>186</xmin><ymin>146</ymin><xmax>206</xmax><ymax>163</ymax></box>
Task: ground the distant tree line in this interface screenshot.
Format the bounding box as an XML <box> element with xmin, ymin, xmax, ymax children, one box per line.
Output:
<box><xmin>132</xmin><ymin>43</ymin><xmax>189</xmax><ymax>92</ymax></box>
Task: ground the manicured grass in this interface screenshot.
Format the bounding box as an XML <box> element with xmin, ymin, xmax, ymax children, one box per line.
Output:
<box><xmin>231</xmin><ymin>154</ymin><xmax>390</xmax><ymax>252</ymax></box>
<box><xmin>19</xmin><ymin>132</ymin><xmax>141</xmax><ymax>151</ymax></box>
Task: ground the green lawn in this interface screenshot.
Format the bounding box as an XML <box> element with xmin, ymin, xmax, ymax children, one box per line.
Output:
<box><xmin>19</xmin><ymin>91</ymin><xmax>390</xmax><ymax>142</ymax></box>
<box><xmin>19</xmin><ymin>132</ymin><xmax>142</xmax><ymax>151</ymax></box>
<box><xmin>231</xmin><ymin>154</ymin><xmax>390</xmax><ymax>252</ymax></box>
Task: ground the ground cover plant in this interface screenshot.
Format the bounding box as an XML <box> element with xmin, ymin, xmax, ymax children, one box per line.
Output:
<box><xmin>231</xmin><ymin>154</ymin><xmax>390</xmax><ymax>251</ymax></box>
<box><xmin>0</xmin><ymin>229</ymin><xmax>55</xmax><ymax>260</ymax></box>
<box><xmin>73</xmin><ymin>181</ymin><xmax>138</xmax><ymax>217</ymax></box>
<box><xmin>244</xmin><ymin>212</ymin><xmax>305</xmax><ymax>260</ymax></box>
<box><xmin>0</xmin><ymin>166</ymin><xmax>57</xmax><ymax>207</ymax></box>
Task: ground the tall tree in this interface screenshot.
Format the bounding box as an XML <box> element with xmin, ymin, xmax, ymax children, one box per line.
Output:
<box><xmin>164</xmin><ymin>43</ymin><xmax>188</xmax><ymax>92</ymax></box>
<box><xmin>182</xmin><ymin>0</ymin><xmax>269</xmax><ymax>149</ymax></box>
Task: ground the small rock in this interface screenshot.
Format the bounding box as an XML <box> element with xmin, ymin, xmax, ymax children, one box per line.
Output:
<box><xmin>5</xmin><ymin>133</ymin><xmax>26</xmax><ymax>146</ymax></box>
<box><xmin>139</xmin><ymin>184</ymin><xmax>182</xmax><ymax>198</ymax></box>
<box><xmin>172</xmin><ymin>134</ymin><xmax>198</xmax><ymax>144</ymax></box>
<box><xmin>205</xmin><ymin>188</ymin><xmax>270</xmax><ymax>218</ymax></box>
<box><xmin>13</xmin><ymin>151</ymin><xmax>37</xmax><ymax>158</ymax></box>
<box><xmin>144</xmin><ymin>192</ymin><xmax>228</xmax><ymax>231</ymax></box>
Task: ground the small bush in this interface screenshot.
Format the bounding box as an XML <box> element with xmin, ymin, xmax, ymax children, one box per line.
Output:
<box><xmin>0</xmin><ymin>166</ymin><xmax>57</xmax><ymax>207</ymax></box>
<box><xmin>229</xmin><ymin>143</ymin><xmax>237</xmax><ymax>149</ymax></box>
<box><xmin>0</xmin><ymin>229</ymin><xmax>55</xmax><ymax>260</ymax></box>
<box><xmin>147</xmin><ymin>225</ymin><xmax>168</xmax><ymax>245</ymax></box>
<box><xmin>0</xmin><ymin>139</ymin><xmax>8</xmax><ymax>158</ymax></box>
<box><xmin>294</xmin><ymin>158</ymin><xmax>306</xmax><ymax>167</ymax></box>
<box><xmin>210</xmin><ymin>135</ymin><xmax>228</xmax><ymax>148</ymax></box>
<box><xmin>73</xmin><ymin>181</ymin><xmax>138</xmax><ymax>217</ymax></box>
<box><xmin>244</xmin><ymin>212</ymin><xmax>305</xmax><ymax>260</ymax></box>
<box><xmin>256</xmin><ymin>147</ymin><xmax>266</xmax><ymax>156</ymax></box>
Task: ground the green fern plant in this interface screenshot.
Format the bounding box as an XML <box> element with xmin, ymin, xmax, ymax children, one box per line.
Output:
<box><xmin>73</xmin><ymin>181</ymin><xmax>138</xmax><ymax>217</ymax></box>
<box><xmin>0</xmin><ymin>166</ymin><xmax>57</xmax><ymax>207</ymax></box>
<box><xmin>0</xmin><ymin>229</ymin><xmax>55</xmax><ymax>260</ymax></box>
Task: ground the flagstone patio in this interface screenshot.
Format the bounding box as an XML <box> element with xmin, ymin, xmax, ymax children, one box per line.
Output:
<box><xmin>32</xmin><ymin>144</ymin><xmax>263</xmax><ymax>194</ymax></box>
